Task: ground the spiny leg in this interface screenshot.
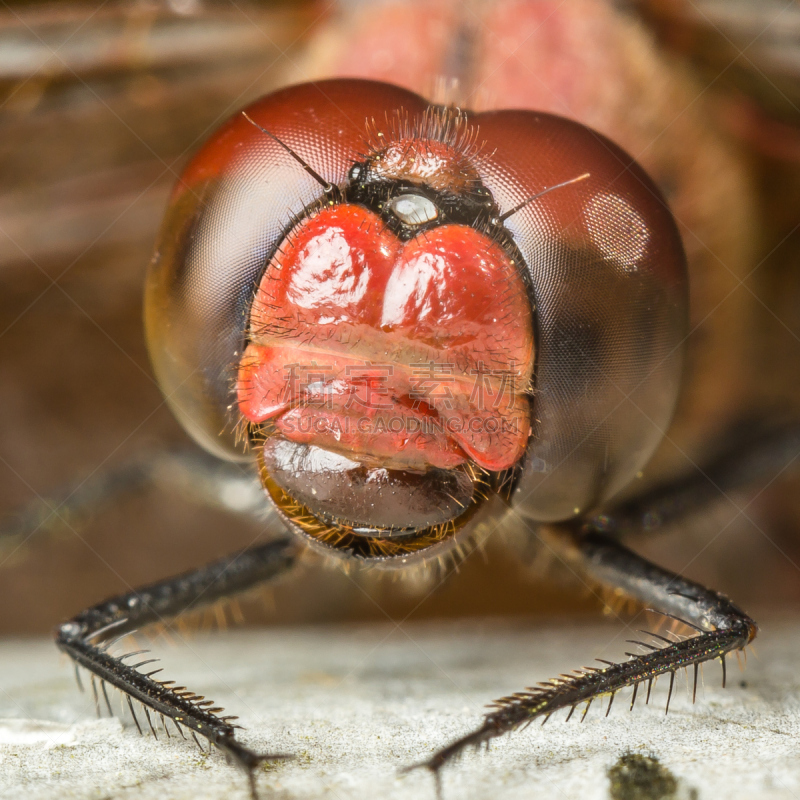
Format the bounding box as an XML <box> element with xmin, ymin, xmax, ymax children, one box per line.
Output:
<box><xmin>412</xmin><ymin>527</ymin><xmax>756</xmax><ymax>778</ymax></box>
<box><xmin>1</xmin><ymin>448</ymin><xmax>269</xmax><ymax>560</ymax></box>
<box><xmin>409</xmin><ymin>419</ymin><xmax>798</xmax><ymax>785</ymax></box>
<box><xmin>56</xmin><ymin>535</ymin><xmax>299</xmax><ymax>798</ymax></box>
<box><xmin>588</xmin><ymin>420</ymin><xmax>800</xmax><ymax>536</ymax></box>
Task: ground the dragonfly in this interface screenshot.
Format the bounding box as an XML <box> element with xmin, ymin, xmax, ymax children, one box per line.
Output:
<box><xmin>1</xmin><ymin>1</ymin><xmax>799</xmax><ymax>797</ymax></box>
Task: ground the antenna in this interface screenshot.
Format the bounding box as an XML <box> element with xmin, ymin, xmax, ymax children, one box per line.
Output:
<box><xmin>495</xmin><ymin>172</ymin><xmax>591</xmax><ymax>224</ymax></box>
<box><xmin>241</xmin><ymin>112</ymin><xmax>334</xmax><ymax>194</ymax></box>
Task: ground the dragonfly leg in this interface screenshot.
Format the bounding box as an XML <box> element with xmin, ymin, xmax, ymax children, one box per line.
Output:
<box><xmin>56</xmin><ymin>535</ymin><xmax>299</xmax><ymax>800</ymax></box>
<box><xmin>588</xmin><ymin>420</ymin><xmax>800</xmax><ymax>537</ymax></box>
<box><xmin>411</xmin><ymin>526</ymin><xmax>756</xmax><ymax>782</ymax></box>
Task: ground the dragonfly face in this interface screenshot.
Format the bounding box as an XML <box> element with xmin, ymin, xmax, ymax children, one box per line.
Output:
<box><xmin>146</xmin><ymin>78</ymin><xmax>687</xmax><ymax>564</ymax></box>
<box><xmin>2</xmin><ymin>5</ymin><xmax>796</xmax><ymax>795</ymax></box>
<box><xmin>2</xmin><ymin>0</ymin><xmax>797</xmax><ymax>630</ymax></box>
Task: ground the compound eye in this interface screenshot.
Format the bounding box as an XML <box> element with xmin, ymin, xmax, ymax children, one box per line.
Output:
<box><xmin>387</xmin><ymin>193</ymin><xmax>438</xmax><ymax>225</ymax></box>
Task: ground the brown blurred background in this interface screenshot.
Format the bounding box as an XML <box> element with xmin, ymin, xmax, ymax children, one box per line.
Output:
<box><xmin>1</xmin><ymin>0</ymin><xmax>799</xmax><ymax>636</ymax></box>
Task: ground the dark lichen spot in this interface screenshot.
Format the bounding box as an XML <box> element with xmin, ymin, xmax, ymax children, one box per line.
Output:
<box><xmin>608</xmin><ymin>752</ymin><xmax>678</xmax><ymax>800</ymax></box>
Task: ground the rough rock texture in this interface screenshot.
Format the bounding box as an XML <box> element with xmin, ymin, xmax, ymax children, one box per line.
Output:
<box><xmin>1</xmin><ymin>619</ymin><xmax>799</xmax><ymax>799</ymax></box>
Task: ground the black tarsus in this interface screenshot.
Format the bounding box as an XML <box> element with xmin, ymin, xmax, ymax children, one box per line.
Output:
<box><xmin>409</xmin><ymin>528</ymin><xmax>756</xmax><ymax>780</ymax></box>
<box><xmin>56</xmin><ymin>536</ymin><xmax>299</xmax><ymax>799</ymax></box>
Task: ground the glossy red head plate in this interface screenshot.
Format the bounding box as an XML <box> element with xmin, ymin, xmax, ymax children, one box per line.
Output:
<box><xmin>146</xmin><ymin>79</ymin><xmax>687</xmax><ymax>563</ymax></box>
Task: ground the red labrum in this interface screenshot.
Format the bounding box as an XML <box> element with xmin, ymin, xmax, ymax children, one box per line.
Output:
<box><xmin>237</xmin><ymin>204</ymin><xmax>534</xmax><ymax>472</ymax></box>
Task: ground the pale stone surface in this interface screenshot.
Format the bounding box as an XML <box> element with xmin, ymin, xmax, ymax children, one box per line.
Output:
<box><xmin>0</xmin><ymin>618</ymin><xmax>798</xmax><ymax>800</ymax></box>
